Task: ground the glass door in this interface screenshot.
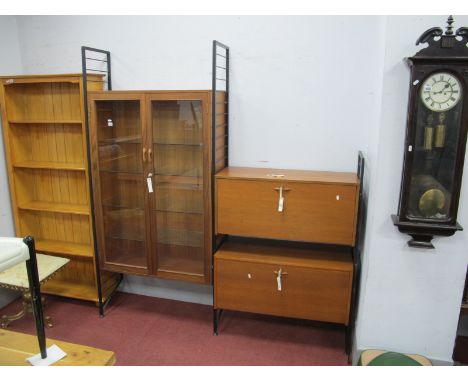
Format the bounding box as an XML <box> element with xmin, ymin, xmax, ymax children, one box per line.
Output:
<box><xmin>92</xmin><ymin>97</ymin><xmax>151</xmax><ymax>274</ymax></box>
<box><xmin>149</xmin><ymin>97</ymin><xmax>206</xmax><ymax>279</ymax></box>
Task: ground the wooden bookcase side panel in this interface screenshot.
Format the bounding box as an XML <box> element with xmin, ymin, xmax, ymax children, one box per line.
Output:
<box><xmin>213</xmin><ymin>91</ymin><xmax>227</xmax><ymax>173</ymax></box>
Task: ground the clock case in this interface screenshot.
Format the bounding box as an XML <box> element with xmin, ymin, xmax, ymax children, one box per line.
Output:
<box><xmin>392</xmin><ymin>18</ymin><xmax>468</xmax><ymax>248</ymax></box>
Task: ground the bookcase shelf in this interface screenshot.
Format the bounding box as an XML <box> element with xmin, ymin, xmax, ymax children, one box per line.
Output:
<box><xmin>35</xmin><ymin>239</ymin><xmax>93</xmax><ymax>258</ymax></box>
<box><xmin>8</xmin><ymin>119</ymin><xmax>83</xmax><ymax>125</ymax></box>
<box><xmin>18</xmin><ymin>201</ymin><xmax>89</xmax><ymax>215</ymax></box>
<box><xmin>13</xmin><ymin>161</ymin><xmax>86</xmax><ymax>171</ymax></box>
<box><xmin>0</xmin><ymin>74</ymin><xmax>120</xmax><ymax>303</ymax></box>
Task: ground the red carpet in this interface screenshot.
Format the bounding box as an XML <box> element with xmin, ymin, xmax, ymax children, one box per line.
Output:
<box><xmin>0</xmin><ymin>292</ymin><xmax>348</xmax><ymax>365</ymax></box>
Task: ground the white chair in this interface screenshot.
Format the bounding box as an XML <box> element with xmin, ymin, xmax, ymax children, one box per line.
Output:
<box><xmin>0</xmin><ymin>236</ymin><xmax>46</xmax><ymax>359</ymax></box>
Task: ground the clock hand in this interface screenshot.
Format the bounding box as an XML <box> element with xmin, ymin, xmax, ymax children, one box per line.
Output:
<box><xmin>433</xmin><ymin>83</ymin><xmax>451</xmax><ymax>95</ymax></box>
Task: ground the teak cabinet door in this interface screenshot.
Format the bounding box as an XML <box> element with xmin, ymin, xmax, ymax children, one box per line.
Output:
<box><xmin>215</xmin><ymin>257</ymin><xmax>352</xmax><ymax>325</ymax></box>
<box><xmin>89</xmin><ymin>93</ymin><xmax>153</xmax><ymax>274</ymax></box>
<box><xmin>146</xmin><ymin>92</ymin><xmax>212</xmax><ymax>283</ymax></box>
<box><xmin>216</xmin><ymin>179</ymin><xmax>358</xmax><ymax>245</ymax></box>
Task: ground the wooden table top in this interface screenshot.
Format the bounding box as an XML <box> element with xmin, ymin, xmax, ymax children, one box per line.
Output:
<box><xmin>0</xmin><ymin>254</ymin><xmax>69</xmax><ymax>290</ymax></box>
<box><xmin>0</xmin><ymin>329</ymin><xmax>116</xmax><ymax>366</ymax></box>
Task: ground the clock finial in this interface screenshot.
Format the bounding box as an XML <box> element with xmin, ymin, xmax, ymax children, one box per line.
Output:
<box><xmin>446</xmin><ymin>15</ymin><xmax>454</xmax><ymax>35</ymax></box>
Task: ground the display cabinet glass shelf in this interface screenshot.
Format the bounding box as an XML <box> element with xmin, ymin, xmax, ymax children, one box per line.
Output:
<box><xmin>0</xmin><ymin>74</ymin><xmax>120</xmax><ymax>303</ymax></box>
<box><xmin>89</xmin><ymin>90</ymin><xmax>226</xmax><ymax>283</ymax></box>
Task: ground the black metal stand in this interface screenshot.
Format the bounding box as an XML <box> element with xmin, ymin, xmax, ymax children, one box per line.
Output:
<box><xmin>345</xmin><ymin>151</ymin><xmax>366</xmax><ymax>361</ymax></box>
<box><xmin>23</xmin><ymin>236</ymin><xmax>47</xmax><ymax>359</ymax></box>
<box><xmin>81</xmin><ymin>46</ymin><xmax>121</xmax><ymax>317</ymax></box>
<box><xmin>213</xmin><ymin>309</ymin><xmax>223</xmax><ymax>336</ymax></box>
<box><xmin>211</xmin><ymin>40</ymin><xmax>230</xmax><ymax>336</ymax></box>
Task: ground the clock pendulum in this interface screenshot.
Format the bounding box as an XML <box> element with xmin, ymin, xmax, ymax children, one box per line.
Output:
<box><xmin>423</xmin><ymin>113</ymin><xmax>434</xmax><ymax>151</ymax></box>
<box><xmin>434</xmin><ymin>112</ymin><xmax>446</xmax><ymax>148</ymax></box>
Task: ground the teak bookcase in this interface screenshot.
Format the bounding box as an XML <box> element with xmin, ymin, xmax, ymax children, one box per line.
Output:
<box><xmin>87</xmin><ymin>90</ymin><xmax>226</xmax><ymax>284</ymax></box>
<box><xmin>0</xmin><ymin>74</ymin><xmax>120</xmax><ymax>303</ymax></box>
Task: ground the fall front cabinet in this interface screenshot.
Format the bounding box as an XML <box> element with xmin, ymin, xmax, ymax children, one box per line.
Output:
<box><xmin>88</xmin><ymin>91</ymin><xmax>226</xmax><ymax>284</ymax></box>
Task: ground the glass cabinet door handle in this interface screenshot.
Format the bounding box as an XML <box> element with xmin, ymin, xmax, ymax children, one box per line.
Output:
<box><xmin>142</xmin><ymin>148</ymin><xmax>147</xmax><ymax>162</ymax></box>
<box><xmin>148</xmin><ymin>148</ymin><xmax>153</xmax><ymax>161</ymax></box>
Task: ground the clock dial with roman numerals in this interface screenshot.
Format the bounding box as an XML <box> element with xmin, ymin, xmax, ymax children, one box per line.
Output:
<box><xmin>420</xmin><ymin>72</ymin><xmax>462</xmax><ymax>112</ymax></box>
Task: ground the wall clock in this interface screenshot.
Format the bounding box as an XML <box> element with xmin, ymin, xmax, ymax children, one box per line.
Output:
<box><xmin>392</xmin><ymin>16</ymin><xmax>468</xmax><ymax>248</ymax></box>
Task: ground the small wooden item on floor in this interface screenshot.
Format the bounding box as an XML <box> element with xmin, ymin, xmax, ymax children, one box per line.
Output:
<box><xmin>0</xmin><ymin>254</ymin><xmax>69</xmax><ymax>328</ymax></box>
<box><xmin>0</xmin><ymin>329</ymin><xmax>115</xmax><ymax>366</ymax></box>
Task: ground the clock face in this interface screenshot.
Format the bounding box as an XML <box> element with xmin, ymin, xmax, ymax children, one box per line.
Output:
<box><xmin>420</xmin><ymin>72</ymin><xmax>462</xmax><ymax>112</ymax></box>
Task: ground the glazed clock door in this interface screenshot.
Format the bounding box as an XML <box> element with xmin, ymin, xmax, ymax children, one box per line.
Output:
<box><xmin>147</xmin><ymin>93</ymin><xmax>209</xmax><ymax>282</ymax></box>
<box><xmin>404</xmin><ymin>71</ymin><xmax>464</xmax><ymax>223</ymax></box>
<box><xmin>90</xmin><ymin>94</ymin><xmax>152</xmax><ymax>274</ymax></box>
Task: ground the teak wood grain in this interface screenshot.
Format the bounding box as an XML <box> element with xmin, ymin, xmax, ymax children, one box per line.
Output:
<box><xmin>216</xmin><ymin>169</ymin><xmax>360</xmax><ymax>245</ymax></box>
<box><xmin>0</xmin><ymin>74</ymin><xmax>119</xmax><ymax>302</ymax></box>
<box><xmin>0</xmin><ymin>329</ymin><xmax>115</xmax><ymax>366</ymax></box>
<box><xmin>214</xmin><ymin>240</ymin><xmax>353</xmax><ymax>325</ymax></box>
<box><xmin>215</xmin><ymin>166</ymin><xmax>359</xmax><ymax>185</ymax></box>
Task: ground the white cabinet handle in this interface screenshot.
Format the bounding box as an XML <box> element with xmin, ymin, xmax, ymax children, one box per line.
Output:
<box><xmin>147</xmin><ymin>172</ymin><xmax>153</xmax><ymax>193</ymax></box>
<box><xmin>274</xmin><ymin>268</ymin><xmax>288</xmax><ymax>291</ymax></box>
<box><xmin>273</xmin><ymin>187</ymin><xmax>291</xmax><ymax>213</ymax></box>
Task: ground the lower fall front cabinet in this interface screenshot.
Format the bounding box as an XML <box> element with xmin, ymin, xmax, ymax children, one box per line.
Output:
<box><xmin>214</xmin><ymin>240</ymin><xmax>354</xmax><ymax>325</ymax></box>
<box><xmin>88</xmin><ymin>90</ymin><xmax>226</xmax><ymax>284</ymax></box>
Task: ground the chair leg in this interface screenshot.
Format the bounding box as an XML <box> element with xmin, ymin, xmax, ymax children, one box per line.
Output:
<box><xmin>24</xmin><ymin>237</ymin><xmax>47</xmax><ymax>359</ymax></box>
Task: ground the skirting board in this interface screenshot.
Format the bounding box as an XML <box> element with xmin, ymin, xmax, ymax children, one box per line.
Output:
<box><xmin>118</xmin><ymin>275</ymin><xmax>213</xmax><ymax>306</ymax></box>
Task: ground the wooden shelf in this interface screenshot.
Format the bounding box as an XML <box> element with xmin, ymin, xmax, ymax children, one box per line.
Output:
<box><xmin>154</xmin><ymin>142</ymin><xmax>203</xmax><ymax>146</ymax></box>
<box><xmin>99</xmin><ymin>135</ymin><xmax>141</xmax><ymax>144</ymax></box>
<box><xmin>157</xmin><ymin>253</ymin><xmax>204</xmax><ymax>278</ymax></box>
<box><xmin>8</xmin><ymin>119</ymin><xmax>82</xmax><ymax>124</ymax></box>
<box><xmin>13</xmin><ymin>160</ymin><xmax>86</xmax><ymax>171</ymax></box>
<box><xmin>99</xmin><ymin>168</ymin><xmax>143</xmax><ymax>175</ymax></box>
<box><xmin>41</xmin><ymin>278</ymin><xmax>99</xmax><ymax>302</ymax></box>
<box><xmin>35</xmin><ymin>239</ymin><xmax>93</xmax><ymax>258</ymax></box>
<box><xmin>18</xmin><ymin>201</ymin><xmax>89</xmax><ymax>215</ymax></box>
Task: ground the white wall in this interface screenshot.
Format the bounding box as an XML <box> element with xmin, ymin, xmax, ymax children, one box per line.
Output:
<box><xmin>16</xmin><ymin>16</ymin><xmax>384</xmax><ymax>172</ymax></box>
<box><xmin>2</xmin><ymin>15</ymin><xmax>467</xmax><ymax>364</ymax></box>
<box><xmin>356</xmin><ymin>15</ymin><xmax>468</xmax><ymax>365</ymax></box>
<box><xmin>0</xmin><ymin>16</ymin><xmax>22</xmax><ymax>307</ymax></box>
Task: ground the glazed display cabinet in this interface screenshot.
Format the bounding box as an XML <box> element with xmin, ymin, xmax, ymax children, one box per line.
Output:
<box><xmin>0</xmin><ymin>74</ymin><xmax>120</xmax><ymax>303</ymax></box>
<box><xmin>88</xmin><ymin>90</ymin><xmax>227</xmax><ymax>283</ymax></box>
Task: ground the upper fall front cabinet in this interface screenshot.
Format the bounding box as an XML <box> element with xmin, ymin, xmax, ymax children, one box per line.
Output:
<box><xmin>88</xmin><ymin>91</ymin><xmax>221</xmax><ymax>284</ymax></box>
